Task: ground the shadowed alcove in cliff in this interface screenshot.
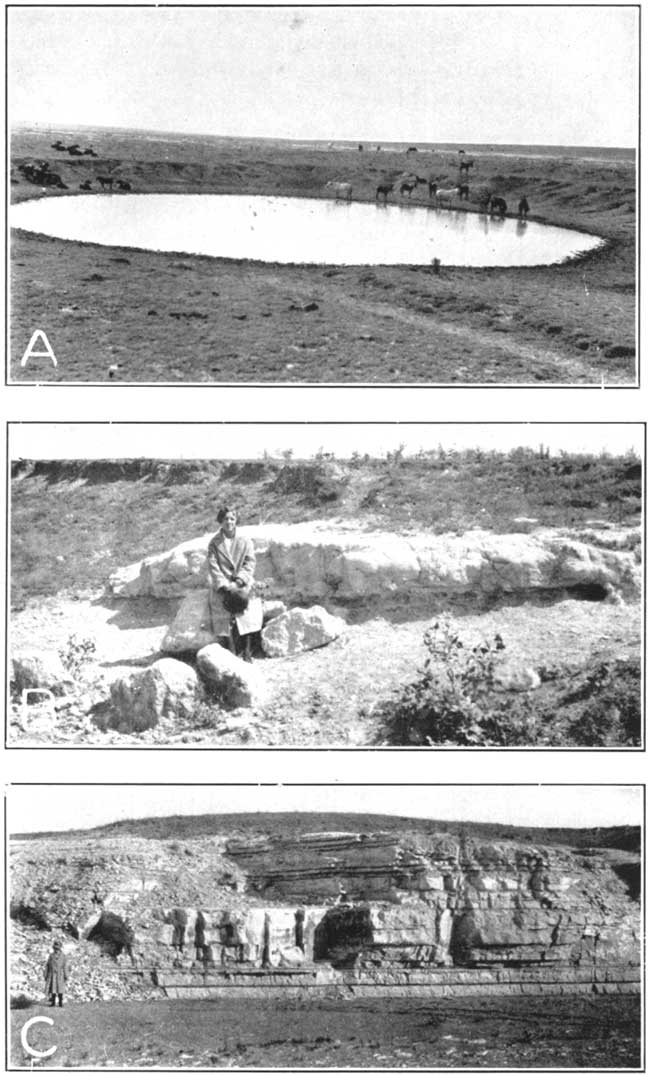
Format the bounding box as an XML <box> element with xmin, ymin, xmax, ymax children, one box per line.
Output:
<box><xmin>313</xmin><ymin>904</ymin><xmax>374</xmax><ymax>967</ymax></box>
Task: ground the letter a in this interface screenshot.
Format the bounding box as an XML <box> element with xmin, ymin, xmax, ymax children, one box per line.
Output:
<box><xmin>20</xmin><ymin>329</ymin><xmax>58</xmax><ymax>367</ymax></box>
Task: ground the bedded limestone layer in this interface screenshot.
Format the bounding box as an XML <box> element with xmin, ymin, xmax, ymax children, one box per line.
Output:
<box><xmin>11</xmin><ymin>829</ymin><xmax>640</xmax><ymax>1003</ymax></box>
<box><xmin>109</xmin><ymin>523</ymin><xmax>641</xmax><ymax>607</ymax></box>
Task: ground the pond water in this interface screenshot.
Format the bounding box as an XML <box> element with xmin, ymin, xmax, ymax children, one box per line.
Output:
<box><xmin>10</xmin><ymin>193</ymin><xmax>604</xmax><ymax>267</ymax></box>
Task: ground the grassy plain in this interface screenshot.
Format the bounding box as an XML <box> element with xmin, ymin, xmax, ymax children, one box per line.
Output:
<box><xmin>10</xmin><ymin>995</ymin><xmax>641</xmax><ymax>1068</ymax></box>
<box><xmin>9</xmin><ymin>126</ymin><xmax>636</xmax><ymax>383</ymax></box>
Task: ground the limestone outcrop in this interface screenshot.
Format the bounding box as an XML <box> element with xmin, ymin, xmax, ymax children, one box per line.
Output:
<box><xmin>10</xmin><ymin>825</ymin><xmax>640</xmax><ymax>1004</ymax></box>
<box><xmin>109</xmin><ymin>523</ymin><xmax>641</xmax><ymax>608</ymax></box>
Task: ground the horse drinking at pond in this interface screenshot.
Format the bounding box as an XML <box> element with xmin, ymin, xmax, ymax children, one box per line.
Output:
<box><xmin>489</xmin><ymin>196</ymin><xmax>507</xmax><ymax>217</ymax></box>
<box><xmin>433</xmin><ymin>184</ymin><xmax>460</xmax><ymax>207</ymax></box>
<box><xmin>325</xmin><ymin>181</ymin><xmax>352</xmax><ymax>201</ymax></box>
<box><xmin>376</xmin><ymin>181</ymin><xmax>394</xmax><ymax>202</ymax></box>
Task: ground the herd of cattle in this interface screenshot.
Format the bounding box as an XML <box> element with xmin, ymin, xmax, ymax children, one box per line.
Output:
<box><xmin>15</xmin><ymin>139</ymin><xmax>133</xmax><ymax>194</ymax></box>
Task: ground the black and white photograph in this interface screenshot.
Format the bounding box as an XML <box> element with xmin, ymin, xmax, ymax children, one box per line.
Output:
<box><xmin>8</xmin><ymin>422</ymin><xmax>643</xmax><ymax>749</ymax></box>
<box><xmin>7</xmin><ymin>783</ymin><xmax>642</xmax><ymax>1069</ymax></box>
<box><xmin>7</xmin><ymin>5</ymin><xmax>638</xmax><ymax>385</ymax></box>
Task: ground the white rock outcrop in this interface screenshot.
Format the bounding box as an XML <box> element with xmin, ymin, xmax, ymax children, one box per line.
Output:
<box><xmin>261</xmin><ymin>605</ymin><xmax>346</xmax><ymax>657</ymax></box>
<box><xmin>196</xmin><ymin>645</ymin><xmax>266</xmax><ymax>709</ymax></box>
<box><xmin>109</xmin><ymin>658</ymin><xmax>202</xmax><ymax>732</ymax></box>
<box><xmin>108</xmin><ymin>523</ymin><xmax>641</xmax><ymax>607</ymax></box>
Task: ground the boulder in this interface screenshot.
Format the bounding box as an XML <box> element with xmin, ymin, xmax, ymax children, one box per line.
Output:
<box><xmin>493</xmin><ymin>663</ymin><xmax>542</xmax><ymax>692</ymax></box>
<box><xmin>261</xmin><ymin>605</ymin><xmax>346</xmax><ymax>657</ymax></box>
<box><xmin>196</xmin><ymin>645</ymin><xmax>266</xmax><ymax>708</ymax></box>
<box><xmin>162</xmin><ymin>594</ymin><xmax>288</xmax><ymax>654</ymax></box>
<box><xmin>108</xmin><ymin>658</ymin><xmax>202</xmax><ymax>733</ymax></box>
<box><xmin>11</xmin><ymin>650</ymin><xmax>73</xmax><ymax>696</ymax></box>
<box><xmin>162</xmin><ymin>592</ymin><xmax>214</xmax><ymax>653</ymax></box>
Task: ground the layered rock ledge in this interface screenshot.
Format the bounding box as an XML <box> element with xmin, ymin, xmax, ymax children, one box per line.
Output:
<box><xmin>109</xmin><ymin>523</ymin><xmax>641</xmax><ymax>608</ymax></box>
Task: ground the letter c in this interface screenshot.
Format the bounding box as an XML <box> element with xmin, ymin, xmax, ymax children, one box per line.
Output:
<box><xmin>21</xmin><ymin>1015</ymin><xmax>57</xmax><ymax>1059</ymax></box>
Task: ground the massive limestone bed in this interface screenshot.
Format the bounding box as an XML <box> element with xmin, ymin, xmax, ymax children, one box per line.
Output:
<box><xmin>9</xmin><ymin>521</ymin><xmax>642</xmax><ymax>745</ymax></box>
<box><xmin>10</xmin><ymin>829</ymin><xmax>640</xmax><ymax>1003</ymax></box>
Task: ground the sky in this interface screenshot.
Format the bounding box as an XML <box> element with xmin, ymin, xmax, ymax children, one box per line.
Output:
<box><xmin>9</xmin><ymin>7</ymin><xmax>638</xmax><ymax>147</ymax></box>
<box><xmin>9</xmin><ymin>423</ymin><xmax>643</xmax><ymax>462</ymax></box>
<box><xmin>8</xmin><ymin>785</ymin><xmax>641</xmax><ymax>836</ymax></box>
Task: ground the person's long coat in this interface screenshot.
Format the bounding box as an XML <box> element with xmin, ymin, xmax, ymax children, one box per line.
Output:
<box><xmin>207</xmin><ymin>530</ymin><xmax>257</xmax><ymax>637</ymax></box>
<box><xmin>44</xmin><ymin>951</ymin><xmax>67</xmax><ymax>994</ymax></box>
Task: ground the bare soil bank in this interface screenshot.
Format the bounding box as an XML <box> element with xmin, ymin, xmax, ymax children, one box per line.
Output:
<box><xmin>10</xmin><ymin>994</ymin><xmax>641</xmax><ymax>1068</ymax></box>
<box><xmin>9</xmin><ymin>127</ymin><xmax>636</xmax><ymax>384</ymax></box>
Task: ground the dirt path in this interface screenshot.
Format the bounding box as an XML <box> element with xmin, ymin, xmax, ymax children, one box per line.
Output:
<box><xmin>334</xmin><ymin>292</ymin><xmax>613</xmax><ymax>383</ymax></box>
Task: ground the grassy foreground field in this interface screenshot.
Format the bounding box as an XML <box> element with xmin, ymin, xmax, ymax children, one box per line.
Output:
<box><xmin>10</xmin><ymin>126</ymin><xmax>636</xmax><ymax>384</ymax></box>
<box><xmin>10</xmin><ymin>995</ymin><xmax>641</xmax><ymax>1068</ymax></box>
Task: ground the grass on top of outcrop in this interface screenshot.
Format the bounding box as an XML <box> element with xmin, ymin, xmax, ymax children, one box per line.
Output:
<box><xmin>10</xmin><ymin>450</ymin><xmax>641</xmax><ymax>606</ymax></box>
<box><xmin>15</xmin><ymin>812</ymin><xmax>641</xmax><ymax>854</ymax></box>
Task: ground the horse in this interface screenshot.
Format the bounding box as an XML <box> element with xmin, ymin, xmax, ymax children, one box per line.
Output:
<box><xmin>434</xmin><ymin>184</ymin><xmax>459</xmax><ymax>207</ymax></box>
<box><xmin>116</xmin><ymin>179</ymin><xmax>132</xmax><ymax>191</ymax></box>
<box><xmin>376</xmin><ymin>182</ymin><xmax>393</xmax><ymax>202</ymax></box>
<box><xmin>79</xmin><ymin>179</ymin><xmax>93</xmax><ymax>191</ymax></box>
<box><xmin>489</xmin><ymin>196</ymin><xmax>507</xmax><ymax>216</ymax></box>
<box><xmin>518</xmin><ymin>196</ymin><xmax>530</xmax><ymax>218</ymax></box>
<box><xmin>399</xmin><ymin>176</ymin><xmax>427</xmax><ymax>198</ymax></box>
<box><xmin>83</xmin><ymin>148</ymin><xmax>98</xmax><ymax>157</ymax></box>
<box><xmin>97</xmin><ymin>175</ymin><xmax>114</xmax><ymax>191</ymax></box>
<box><xmin>459</xmin><ymin>159</ymin><xmax>475</xmax><ymax>175</ymax></box>
<box><xmin>51</xmin><ymin>141</ymin><xmax>66</xmax><ymax>151</ymax></box>
<box><xmin>325</xmin><ymin>181</ymin><xmax>352</xmax><ymax>201</ymax></box>
<box><xmin>67</xmin><ymin>144</ymin><xmax>83</xmax><ymax>155</ymax></box>
<box><xmin>458</xmin><ymin>183</ymin><xmax>470</xmax><ymax>201</ymax></box>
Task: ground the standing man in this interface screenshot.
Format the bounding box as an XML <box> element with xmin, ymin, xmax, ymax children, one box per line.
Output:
<box><xmin>44</xmin><ymin>940</ymin><xmax>67</xmax><ymax>1007</ymax></box>
<box><xmin>207</xmin><ymin>507</ymin><xmax>261</xmax><ymax>662</ymax></box>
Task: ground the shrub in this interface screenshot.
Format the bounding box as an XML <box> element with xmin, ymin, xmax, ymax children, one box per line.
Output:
<box><xmin>10</xmin><ymin>993</ymin><xmax>34</xmax><ymax>1010</ymax></box>
<box><xmin>58</xmin><ymin>634</ymin><xmax>96</xmax><ymax>679</ymax></box>
<box><xmin>376</xmin><ymin>617</ymin><xmax>537</xmax><ymax>747</ymax></box>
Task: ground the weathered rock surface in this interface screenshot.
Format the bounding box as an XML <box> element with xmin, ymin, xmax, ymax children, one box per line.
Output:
<box><xmin>109</xmin><ymin>523</ymin><xmax>641</xmax><ymax>608</ymax></box>
<box><xmin>162</xmin><ymin>594</ymin><xmax>288</xmax><ymax>654</ymax></box>
<box><xmin>11</xmin><ymin>650</ymin><xmax>73</xmax><ymax>696</ymax></box>
<box><xmin>196</xmin><ymin>644</ymin><xmax>266</xmax><ymax>708</ymax></box>
<box><xmin>161</xmin><ymin>591</ymin><xmax>214</xmax><ymax>653</ymax></box>
<box><xmin>108</xmin><ymin>658</ymin><xmax>202</xmax><ymax>732</ymax></box>
<box><xmin>10</xmin><ymin>827</ymin><xmax>640</xmax><ymax>1005</ymax></box>
<box><xmin>261</xmin><ymin>605</ymin><xmax>346</xmax><ymax>657</ymax></box>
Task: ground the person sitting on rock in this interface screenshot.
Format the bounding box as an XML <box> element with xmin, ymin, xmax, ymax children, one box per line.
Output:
<box><xmin>44</xmin><ymin>939</ymin><xmax>67</xmax><ymax>1007</ymax></box>
<box><xmin>207</xmin><ymin>506</ymin><xmax>262</xmax><ymax>662</ymax></box>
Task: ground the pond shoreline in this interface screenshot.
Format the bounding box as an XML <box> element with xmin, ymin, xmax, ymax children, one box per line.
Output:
<box><xmin>9</xmin><ymin>129</ymin><xmax>636</xmax><ymax>383</ymax></box>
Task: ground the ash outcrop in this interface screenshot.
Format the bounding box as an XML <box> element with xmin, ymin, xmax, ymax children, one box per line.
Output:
<box><xmin>10</xmin><ymin>820</ymin><xmax>640</xmax><ymax>1003</ymax></box>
